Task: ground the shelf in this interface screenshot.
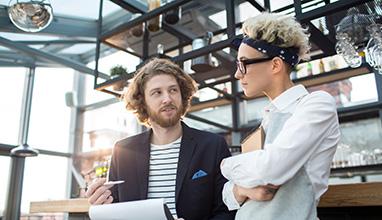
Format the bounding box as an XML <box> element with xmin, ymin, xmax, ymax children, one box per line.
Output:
<box><xmin>294</xmin><ymin>64</ymin><xmax>371</xmax><ymax>88</ymax></box>
<box><xmin>330</xmin><ymin>164</ymin><xmax>382</xmax><ymax>178</ymax></box>
<box><xmin>102</xmin><ymin>0</ymin><xmax>194</xmax><ymax>40</ymax></box>
<box><xmin>189</xmin><ymin>65</ymin><xmax>374</xmax><ymax>112</ymax></box>
<box><xmin>95</xmin><ymin>36</ymin><xmax>238</xmax><ymax>93</ymax></box>
<box><xmin>74</xmin><ymin>148</ymin><xmax>112</xmax><ymax>160</ymax></box>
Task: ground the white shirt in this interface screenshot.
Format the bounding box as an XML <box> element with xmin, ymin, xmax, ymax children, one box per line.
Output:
<box><xmin>221</xmin><ymin>85</ymin><xmax>340</xmax><ymax>210</ymax></box>
<box><xmin>147</xmin><ymin>137</ymin><xmax>181</xmax><ymax>218</ymax></box>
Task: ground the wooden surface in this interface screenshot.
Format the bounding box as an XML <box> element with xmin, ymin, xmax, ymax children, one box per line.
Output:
<box><xmin>30</xmin><ymin>198</ymin><xmax>90</xmax><ymax>213</ymax></box>
<box><xmin>29</xmin><ymin>182</ymin><xmax>382</xmax><ymax>213</ymax></box>
<box><xmin>319</xmin><ymin>182</ymin><xmax>382</xmax><ymax>207</ymax></box>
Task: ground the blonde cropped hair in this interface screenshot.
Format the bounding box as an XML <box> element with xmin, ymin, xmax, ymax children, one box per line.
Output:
<box><xmin>242</xmin><ymin>12</ymin><xmax>310</xmax><ymax>61</ymax></box>
<box><xmin>123</xmin><ymin>58</ymin><xmax>197</xmax><ymax>125</ymax></box>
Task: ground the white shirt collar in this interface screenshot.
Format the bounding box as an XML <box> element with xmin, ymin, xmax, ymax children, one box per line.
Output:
<box><xmin>268</xmin><ymin>84</ymin><xmax>309</xmax><ymax>111</ymax></box>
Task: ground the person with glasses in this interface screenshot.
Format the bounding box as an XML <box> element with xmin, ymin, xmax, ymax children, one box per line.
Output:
<box><xmin>220</xmin><ymin>12</ymin><xmax>340</xmax><ymax>220</ymax></box>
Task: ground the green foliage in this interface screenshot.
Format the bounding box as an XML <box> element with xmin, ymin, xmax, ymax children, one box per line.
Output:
<box><xmin>110</xmin><ymin>65</ymin><xmax>128</xmax><ymax>77</ymax></box>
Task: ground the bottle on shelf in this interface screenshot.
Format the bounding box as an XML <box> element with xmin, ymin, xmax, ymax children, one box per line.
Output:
<box><xmin>147</xmin><ymin>0</ymin><xmax>162</xmax><ymax>32</ymax></box>
<box><xmin>306</xmin><ymin>62</ymin><xmax>313</xmax><ymax>76</ymax></box>
<box><xmin>318</xmin><ymin>58</ymin><xmax>325</xmax><ymax>74</ymax></box>
<box><xmin>161</xmin><ymin>0</ymin><xmax>181</xmax><ymax>25</ymax></box>
<box><xmin>130</xmin><ymin>13</ymin><xmax>144</xmax><ymax>37</ymax></box>
<box><xmin>328</xmin><ymin>57</ymin><xmax>339</xmax><ymax>71</ymax></box>
<box><xmin>157</xmin><ymin>43</ymin><xmax>164</xmax><ymax>54</ymax></box>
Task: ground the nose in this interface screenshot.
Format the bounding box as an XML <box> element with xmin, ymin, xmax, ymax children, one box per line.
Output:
<box><xmin>234</xmin><ymin>68</ymin><xmax>243</xmax><ymax>80</ymax></box>
<box><xmin>162</xmin><ymin>91</ymin><xmax>172</xmax><ymax>104</ymax></box>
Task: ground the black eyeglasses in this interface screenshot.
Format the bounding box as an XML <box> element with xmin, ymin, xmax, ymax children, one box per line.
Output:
<box><xmin>236</xmin><ymin>57</ymin><xmax>274</xmax><ymax>75</ymax></box>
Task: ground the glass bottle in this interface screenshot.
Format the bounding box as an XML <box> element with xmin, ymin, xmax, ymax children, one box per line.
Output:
<box><xmin>161</xmin><ymin>0</ymin><xmax>181</xmax><ymax>24</ymax></box>
<box><xmin>306</xmin><ymin>62</ymin><xmax>313</xmax><ymax>76</ymax></box>
<box><xmin>130</xmin><ymin>13</ymin><xmax>144</xmax><ymax>37</ymax></box>
<box><xmin>147</xmin><ymin>0</ymin><xmax>162</xmax><ymax>32</ymax></box>
<box><xmin>318</xmin><ymin>59</ymin><xmax>325</xmax><ymax>73</ymax></box>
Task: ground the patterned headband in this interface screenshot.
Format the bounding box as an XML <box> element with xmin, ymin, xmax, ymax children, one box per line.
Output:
<box><xmin>232</xmin><ymin>36</ymin><xmax>299</xmax><ymax>67</ymax></box>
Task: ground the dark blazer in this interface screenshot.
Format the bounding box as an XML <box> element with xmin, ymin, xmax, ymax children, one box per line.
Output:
<box><xmin>109</xmin><ymin>122</ymin><xmax>235</xmax><ymax>220</ymax></box>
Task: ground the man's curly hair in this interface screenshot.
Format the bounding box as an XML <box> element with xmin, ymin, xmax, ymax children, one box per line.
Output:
<box><xmin>123</xmin><ymin>58</ymin><xmax>197</xmax><ymax>125</ymax></box>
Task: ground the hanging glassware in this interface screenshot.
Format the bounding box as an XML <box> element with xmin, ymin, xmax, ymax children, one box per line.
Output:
<box><xmin>334</xmin><ymin>7</ymin><xmax>375</xmax><ymax>68</ymax></box>
<box><xmin>8</xmin><ymin>0</ymin><xmax>53</xmax><ymax>32</ymax></box>
<box><xmin>365</xmin><ymin>24</ymin><xmax>382</xmax><ymax>74</ymax></box>
<box><xmin>335</xmin><ymin>33</ymin><xmax>362</xmax><ymax>68</ymax></box>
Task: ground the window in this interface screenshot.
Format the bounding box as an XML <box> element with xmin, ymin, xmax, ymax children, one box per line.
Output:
<box><xmin>82</xmin><ymin>102</ymin><xmax>140</xmax><ymax>152</ymax></box>
<box><xmin>0</xmin><ymin>68</ymin><xmax>26</xmax><ymax>145</ymax></box>
<box><xmin>339</xmin><ymin>118</ymin><xmax>382</xmax><ymax>163</ymax></box>
<box><xmin>28</xmin><ymin>68</ymin><xmax>77</xmax><ymax>153</ymax></box>
<box><xmin>21</xmin><ymin>154</ymin><xmax>69</xmax><ymax>214</ymax></box>
<box><xmin>308</xmin><ymin>73</ymin><xmax>378</xmax><ymax>107</ymax></box>
<box><xmin>0</xmin><ymin>156</ymin><xmax>11</xmax><ymax>215</ymax></box>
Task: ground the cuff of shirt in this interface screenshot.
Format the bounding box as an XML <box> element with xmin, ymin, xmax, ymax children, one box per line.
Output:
<box><xmin>221</xmin><ymin>152</ymin><xmax>254</xmax><ymax>181</ymax></box>
<box><xmin>221</xmin><ymin>156</ymin><xmax>237</xmax><ymax>180</ymax></box>
<box><xmin>222</xmin><ymin>181</ymin><xmax>241</xmax><ymax>211</ymax></box>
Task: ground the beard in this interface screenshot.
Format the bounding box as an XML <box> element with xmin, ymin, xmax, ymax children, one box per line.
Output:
<box><xmin>147</xmin><ymin>103</ymin><xmax>183</xmax><ymax>128</ymax></box>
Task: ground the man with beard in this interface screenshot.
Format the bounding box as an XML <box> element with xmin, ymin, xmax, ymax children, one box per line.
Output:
<box><xmin>86</xmin><ymin>58</ymin><xmax>236</xmax><ymax>220</ymax></box>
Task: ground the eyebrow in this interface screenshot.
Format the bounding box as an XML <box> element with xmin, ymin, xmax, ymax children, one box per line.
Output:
<box><xmin>238</xmin><ymin>56</ymin><xmax>248</xmax><ymax>60</ymax></box>
<box><xmin>148</xmin><ymin>84</ymin><xmax>178</xmax><ymax>93</ymax></box>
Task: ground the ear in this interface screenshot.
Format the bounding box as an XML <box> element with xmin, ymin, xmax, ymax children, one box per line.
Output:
<box><xmin>271</xmin><ymin>57</ymin><xmax>284</xmax><ymax>74</ymax></box>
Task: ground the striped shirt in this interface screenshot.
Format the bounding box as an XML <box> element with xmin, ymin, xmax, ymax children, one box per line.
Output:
<box><xmin>147</xmin><ymin>137</ymin><xmax>181</xmax><ymax>218</ymax></box>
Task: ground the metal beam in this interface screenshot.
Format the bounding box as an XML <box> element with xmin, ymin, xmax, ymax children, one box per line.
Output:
<box><xmin>274</xmin><ymin>0</ymin><xmax>315</xmax><ymax>13</ymax></box>
<box><xmin>0</xmin><ymin>60</ymin><xmax>34</xmax><ymax>67</ymax></box>
<box><xmin>208</xmin><ymin>86</ymin><xmax>233</xmax><ymax>100</ymax></box>
<box><xmin>307</xmin><ymin>22</ymin><xmax>336</xmax><ymax>55</ymax></box>
<box><xmin>246</xmin><ymin>0</ymin><xmax>266</xmax><ymax>12</ymax></box>
<box><xmin>0</xmin><ymin>143</ymin><xmax>72</xmax><ymax>157</ymax></box>
<box><xmin>41</xmin><ymin>44</ymin><xmax>72</xmax><ymax>53</ymax></box>
<box><xmin>158</xmin><ymin>24</ymin><xmax>236</xmax><ymax>68</ymax></box>
<box><xmin>80</xmin><ymin>98</ymin><xmax>120</xmax><ymax>111</ymax></box>
<box><xmin>79</xmin><ymin>43</ymin><xmax>118</xmax><ymax>64</ymax></box>
<box><xmin>294</xmin><ymin>0</ymin><xmax>302</xmax><ymax>16</ymax></box>
<box><xmin>264</xmin><ymin>0</ymin><xmax>271</xmax><ymax>11</ymax></box>
<box><xmin>4</xmin><ymin>66</ymin><xmax>36</xmax><ymax>220</ymax></box>
<box><xmin>192</xmin><ymin>66</ymin><xmax>231</xmax><ymax>82</ymax></box>
<box><xmin>226</xmin><ymin>0</ymin><xmax>241</xmax><ymax>146</ymax></box>
<box><xmin>94</xmin><ymin>0</ymin><xmax>104</xmax><ymax>88</ymax></box>
<box><xmin>0</xmin><ymin>36</ymin><xmax>109</xmax><ymax>79</ymax></box>
<box><xmin>109</xmin><ymin>0</ymin><xmax>147</xmax><ymax>13</ymax></box>
<box><xmin>199</xmin><ymin>77</ymin><xmax>231</xmax><ymax>90</ymax></box>
<box><xmin>14</xmin><ymin>40</ymin><xmax>96</xmax><ymax>45</ymax></box>
<box><xmin>296</xmin><ymin>0</ymin><xmax>374</xmax><ymax>22</ymax></box>
<box><xmin>0</xmin><ymin>143</ymin><xmax>14</xmax><ymax>156</ymax></box>
<box><xmin>0</xmin><ymin>8</ymin><xmax>97</xmax><ymax>38</ymax></box>
<box><xmin>101</xmin><ymin>0</ymin><xmax>194</xmax><ymax>39</ymax></box>
<box><xmin>161</xmin><ymin>23</ymin><xmax>193</xmax><ymax>43</ymax></box>
<box><xmin>108</xmin><ymin>0</ymin><xmax>194</xmax><ymax>50</ymax></box>
<box><xmin>0</xmin><ymin>51</ymin><xmax>35</xmax><ymax>63</ymax></box>
<box><xmin>101</xmin><ymin>8</ymin><xmax>133</xmax><ymax>34</ymax></box>
<box><xmin>172</xmin><ymin>37</ymin><xmax>234</xmax><ymax>63</ymax></box>
<box><xmin>186</xmin><ymin>113</ymin><xmax>232</xmax><ymax>131</ymax></box>
<box><xmin>4</xmin><ymin>157</ymin><xmax>25</xmax><ymax>220</ymax></box>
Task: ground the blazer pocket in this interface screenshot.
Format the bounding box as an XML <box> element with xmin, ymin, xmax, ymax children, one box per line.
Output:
<box><xmin>189</xmin><ymin>174</ymin><xmax>211</xmax><ymax>184</ymax></box>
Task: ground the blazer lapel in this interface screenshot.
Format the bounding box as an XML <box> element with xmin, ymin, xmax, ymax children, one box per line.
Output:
<box><xmin>175</xmin><ymin>122</ymin><xmax>196</xmax><ymax>202</ymax></box>
<box><xmin>135</xmin><ymin>130</ymin><xmax>151</xmax><ymax>199</ymax></box>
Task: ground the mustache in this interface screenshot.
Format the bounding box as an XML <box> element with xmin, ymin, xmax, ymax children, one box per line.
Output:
<box><xmin>159</xmin><ymin>104</ymin><xmax>177</xmax><ymax>111</ymax></box>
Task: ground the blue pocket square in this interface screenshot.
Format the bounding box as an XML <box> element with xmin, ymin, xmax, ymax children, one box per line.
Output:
<box><xmin>192</xmin><ymin>170</ymin><xmax>208</xmax><ymax>180</ymax></box>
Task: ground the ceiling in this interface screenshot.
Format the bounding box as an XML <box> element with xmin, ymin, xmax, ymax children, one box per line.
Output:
<box><xmin>0</xmin><ymin>0</ymin><xmax>380</xmax><ymax>83</ymax></box>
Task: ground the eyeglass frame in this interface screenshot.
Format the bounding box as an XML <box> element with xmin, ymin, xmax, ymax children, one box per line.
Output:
<box><xmin>236</xmin><ymin>57</ymin><xmax>274</xmax><ymax>75</ymax></box>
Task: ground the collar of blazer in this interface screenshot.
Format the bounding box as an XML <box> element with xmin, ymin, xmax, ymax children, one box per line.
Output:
<box><xmin>135</xmin><ymin>121</ymin><xmax>197</xmax><ymax>203</ymax></box>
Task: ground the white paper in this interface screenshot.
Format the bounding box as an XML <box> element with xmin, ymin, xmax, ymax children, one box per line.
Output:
<box><xmin>89</xmin><ymin>199</ymin><xmax>172</xmax><ymax>220</ymax></box>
